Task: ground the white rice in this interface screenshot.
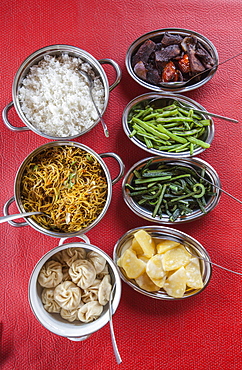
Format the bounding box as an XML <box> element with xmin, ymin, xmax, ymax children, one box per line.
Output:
<box><xmin>18</xmin><ymin>54</ymin><xmax>105</xmax><ymax>137</ymax></box>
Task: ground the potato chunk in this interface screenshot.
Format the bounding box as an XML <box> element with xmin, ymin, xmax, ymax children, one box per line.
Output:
<box><xmin>185</xmin><ymin>257</ymin><xmax>204</xmax><ymax>289</ymax></box>
<box><xmin>134</xmin><ymin>229</ymin><xmax>156</xmax><ymax>258</ymax></box>
<box><xmin>163</xmin><ymin>267</ymin><xmax>187</xmax><ymax>298</ymax></box>
<box><xmin>146</xmin><ymin>254</ymin><xmax>167</xmax><ymax>288</ymax></box>
<box><xmin>118</xmin><ymin>248</ymin><xmax>146</xmax><ymax>279</ymax></box>
<box><xmin>135</xmin><ymin>273</ymin><xmax>160</xmax><ymax>292</ymax></box>
<box><xmin>162</xmin><ymin>245</ymin><xmax>191</xmax><ymax>271</ymax></box>
<box><xmin>156</xmin><ymin>239</ymin><xmax>180</xmax><ymax>254</ymax></box>
<box><xmin>131</xmin><ymin>237</ymin><xmax>144</xmax><ymax>256</ymax></box>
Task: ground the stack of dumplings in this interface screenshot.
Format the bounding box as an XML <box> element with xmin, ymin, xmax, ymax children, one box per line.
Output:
<box><xmin>38</xmin><ymin>247</ymin><xmax>112</xmax><ymax>323</ymax></box>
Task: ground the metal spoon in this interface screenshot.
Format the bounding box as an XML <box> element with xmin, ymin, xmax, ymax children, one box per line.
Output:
<box><xmin>78</xmin><ymin>70</ymin><xmax>109</xmax><ymax>138</ymax></box>
<box><xmin>167</xmin><ymin>162</ymin><xmax>242</xmax><ymax>205</ymax></box>
<box><xmin>0</xmin><ymin>211</ymin><xmax>50</xmax><ymax>224</ymax></box>
<box><xmin>159</xmin><ymin>51</ymin><xmax>242</xmax><ymax>88</ymax></box>
<box><xmin>149</xmin><ymin>98</ymin><xmax>238</xmax><ymax>123</ymax></box>
<box><xmin>184</xmin><ymin>246</ymin><xmax>242</xmax><ymax>276</ymax></box>
<box><xmin>109</xmin><ymin>283</ymin><xmax>122</xmax><ymax>364</ymax></box>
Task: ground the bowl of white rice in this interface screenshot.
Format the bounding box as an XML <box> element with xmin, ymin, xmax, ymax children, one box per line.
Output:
<box><xmin>2</xmin><ymin>45</ymin><xmax>122</xmax><ymax>140</ymax></box>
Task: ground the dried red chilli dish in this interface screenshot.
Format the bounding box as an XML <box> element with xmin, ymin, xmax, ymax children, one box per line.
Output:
<box><xmin>125</xmin><ymin>159</ymin><xmax>216</xmax><ymax>222</ymax></box>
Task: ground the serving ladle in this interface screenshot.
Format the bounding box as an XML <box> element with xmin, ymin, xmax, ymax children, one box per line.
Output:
<box><xmin>167</xmin><ymin>162</ymin><xmax>242</xmax><ymax>205</ymax></box>
<box><xmin>159</xmin><ymin>51</ymin><xmax>242</xmax><ymax>88</ymax></box>
<box><xmin>0</xmin><ymin>211</ymin><xmax>50</xmax><ymax>224</ymax></box>
<box><xmin>78</xmin><ymin>70</ymin><xmax>109</xmax><ymax>138</ymax></box>
<box><xmin>149</xmin><ymin>98</ymin><xmax>238</xmax><ymax>123</ymax></box>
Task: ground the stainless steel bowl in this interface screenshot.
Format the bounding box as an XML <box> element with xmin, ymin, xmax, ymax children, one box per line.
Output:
<box><xmin>29</xmin><ymin>235</ymin><xmax>122</xmax><ymax>340</ymax></box>
<box><xmin>113</xmin><ymin>225</ymin><xmax>212</xmax><ymax>300</ymax></box>
<box><xmin>122</xmin><ymin>156</ymin><xmax>221</xmax><ymax>224</ymax></box>
<box><xmin>122</xmin><ymin>92</ymin><xmax>214</xmax><ymax>158</ymax></box>
<box><xmin>3</xmin><ymin>141</ymin><xmax>124</xmax><ymax>238</ymax></box>
<box><xmin>2</xmin><ymin>44</ymin><xmax>121</xmax><ymax>140</ymax></box>
<box><xmin>125</xmin><ymin>28</ymin><xmax>218</xmax><ymax>93</ymax></box>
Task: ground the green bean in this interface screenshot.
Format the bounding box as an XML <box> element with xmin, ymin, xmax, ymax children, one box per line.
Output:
<box><xmin>157</xmin><ymin>125</ymin><xmax>187</xmax><ymax>144</ymax></box>
<box><xmin>132</xmin><ymin>118</ymin><xmax>170</xmax><ymax>140</ymax></box>
<box><xmin>186</xmin><ymin>136</ymin><xmax>210</xmax><ymax>148</ymax></box>
<box><xmin>128</xmin><ymin>102</ymin><xmax>211</xmax><ymax>154</ymax></box>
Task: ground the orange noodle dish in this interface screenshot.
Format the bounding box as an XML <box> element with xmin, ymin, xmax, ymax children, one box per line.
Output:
<box><xmin>20</xmin><ymin>146</ymin><xmax>108</xmax><ymax>232</ymax></box>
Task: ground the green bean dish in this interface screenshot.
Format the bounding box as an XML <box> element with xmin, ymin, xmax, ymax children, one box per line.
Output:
<box><xmin>125</xmin><ymin>159</ymin><xmax>216</xmax><ymax>222</ymax></box>
<box><xmin>128</xmin><ymin>101</ymin><xmax>211</xmax><ymax>155</ymax></box>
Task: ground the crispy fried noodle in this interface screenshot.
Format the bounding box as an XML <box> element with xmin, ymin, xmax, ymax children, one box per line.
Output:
<box><xmin>20</xmin><ymin>146</ymin><xmax>108</xmax><ymax>232</ymax></box>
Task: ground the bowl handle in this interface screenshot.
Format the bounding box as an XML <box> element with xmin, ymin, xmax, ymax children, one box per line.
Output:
<box><xmin>58</xmin><ymin>234</ymin><xmax>90</xmax><ymax>246</ymax></box>
<box><xmin>3</xmin><ymin>196</ymin><xmax>28</xmax><ymax>227</ymax></box>
<box><xmin>100</xmin><ymin>153</ymin><xmax>125</xmax><ymax>185</ymax></box>
<box><xmin>2</xmin><ymin>102</ymin><xmax>29</xmax><ymax>132</ymax></box>
<box><xmin>98</xmin><ymin>59</ymin><xmax>122</xmax><ymax>92</ymax></box>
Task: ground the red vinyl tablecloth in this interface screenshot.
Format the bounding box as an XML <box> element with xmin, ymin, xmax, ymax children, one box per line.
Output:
<box><xmin>1</xmin><ymin>1</ymin><xmax>242</xmax><ymax>369</ymax></box>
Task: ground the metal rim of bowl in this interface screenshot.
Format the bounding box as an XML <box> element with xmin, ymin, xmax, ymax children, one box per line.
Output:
<box><xmin>122</xmin><ymin>92</ymin><xmax>215</xmax><ymax>158</ymax></box>
<box><xmin>125</xmin><ymin>28</ymin><xmax>219</xmax><ymax>93</ymax></box>
<box><xmin>12</xmin><ymin>44</ymin><xmax>110</xmax><ymax>140</ymax></box>
<box><xmin>122</xmin><ymin>156</ymin><xmax>221</xmax><ymax>224</ymax></box>
<box><xmin>29</xmin><ymin>241</ymin><xmax>122</xmax><ymax>338</ymax></box>
<box><xmin>14</xmin><ymin>141</ymin><xmax>113</xmax><ymax>238</ymax></box>
<box><xmin>113</xmin><ymin>225</ymin><xmax>212</xmax><ymax>300</ymax></box>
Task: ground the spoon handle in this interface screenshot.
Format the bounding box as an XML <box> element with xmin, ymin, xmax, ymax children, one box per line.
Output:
<box><xmin>0</xmin><ymin>211</ymin><xmax>43</xmax><ymax>224</ymax></box>
<box><xmin>191</xmin><ymin>109</ymin><xmax>238</xmax><ymax>123</ymax></box>
<box><xmin>196</xmin><ymin>172</ymin><xmax>242</xmax><ymax>205</ymax></box>
<box><xmin>185</xmin><ymin>247</ymin><xmax>242</xmax><ymax>276</ymax></box>
<box><xmin>92</xmin><ymin>98</ymin><xmax>109</xmax><ymax>137</ymax></box>
<box><xmin>109</xmin><ymin>284</ymin><xmax>122</xmax><ymax>364</ymax></box>
<box><xmin>99</xmin><ymin>116</ymin><xmax>110</xmax><ymax>138</ymax></box>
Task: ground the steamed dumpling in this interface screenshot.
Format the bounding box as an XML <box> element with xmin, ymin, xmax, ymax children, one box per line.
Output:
<box><xmin>96</xmin><ymin>264</ymin><xmax>109</xmax><ymax>279</ymax></box>
<box><xmin>60</xmin><ymin>301</ymin><xmax>84</xmax><ymax>322</ymax></box>
<box><xmin>54</xmin><ymin>281</ymin><xmax>82</xmax><ymax>310</ymax></box>
<box><xmin>82</xmin><ymin>279</ymin><xmax>101</xmax><ymax>303</ymax></box>
<box><xmin>98</xmin><ymin>275</ymin><xmax>112</xmax><ymax>306</ymax></box>
<box><xmin>41</xmin><ymin>288</ymin><xmax>61</xmax><ymax>313</ymax></box>
<box><xmin>69</xmin><ymin>259</ymin><xmax>96</xmax><ymax>289</ymax></box>
<box><xmin>62</xmin><ymin>266</ymin><xmax>72</xmax><ymax>281</ymax></box>
<box><xmin>78</xmin><ymin>301</ymin><xmax>103</xmax><ymax>323</ymax></box>
<box><xmin>38</xmin><ymin>260</ymin><xmax>63</xmax><ymax>288</ymax></box>
<box><xmin>87</xmin><ymin>251</ymin><xmax>106</xmax><ymax>274</ymax></box>
<box><xmin>61</xmin><ymin>248</ymin><xmax>87</xmax><ymax>266</ymax></box>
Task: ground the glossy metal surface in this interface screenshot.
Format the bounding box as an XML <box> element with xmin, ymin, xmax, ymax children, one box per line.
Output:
<box><xmin>122</xmin><ymin>92</ymin><xmax>215</xmax><ymax>158</ymax></box>
<box><xmin>2</xmin><ymin>45</ymin><xmax>121</xmax><ymax>140</ymax></box>
<box><xmin>4</xmin><ymin>141</ymin><xmax>124</xmax><ymax>237</ymax></box>
<box><xmin>113</xmin><ymin>226</ymin><xmax>212</xmax><ymax>300</ymax></box>
<box><xmin>122</xmin><ymin>156</ymin><xmax>221</xmax><ymax>224</ymax></box>
<box><xmin>125</xmin><ymin>28</ymin><xmax>218</xmax><ymax>93</ymax></box>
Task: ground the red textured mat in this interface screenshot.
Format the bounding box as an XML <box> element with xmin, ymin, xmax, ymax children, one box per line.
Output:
<box><xmin>1</xmin><ymin>0</ymin><xmax>242</xmax><ymax>369</ymax></box>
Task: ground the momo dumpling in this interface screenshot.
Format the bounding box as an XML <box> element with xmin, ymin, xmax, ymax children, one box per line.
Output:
<box><xmin>38</xmin><ymin>260</ymin><xmax>63</xmax><ymax>288</ymax></box>
<box><xmin>78</xmin><ymin>301</ymin><xmax>103</xmax><ymax>323</ymax></box>
<box><xmin>61</xmin><ymin>248</ymin><xmax>86</xmax><ymax>267</ymax></box>
<box><xmin>96</xmin><ymin>264</ymin><xmax>109</xmax><ymax>279</ymax></box>
<box><xmin>54</xmin><ymin>281</ymin><xmax>82</xmax><ymax>310</ymax></box>
<box><xmin>82</xmin><ymin>279</ymin><xmax>101</xmax><ymax>303</ymax></box>
<box><xmin>60</xmin><ymin>301</ymin><xmax>84</xmax><ymax>322</ymax></box>
<box><xmin>87</xmin><ymin>251</ymin><xmax>106</xmax><ymax>274</ymax></box>
<box><xmin>52</xmin><ymin>250</ymin><xmax>65</xmax><ymax>265</ymax></box>
<box><xmin>98</xmin><ymin>275</ymin><xmax>112</xmax><ymax>306</ymax></box>
<box><xmin>62</xmin><ymin>266</ymin><xmax>72</xmax><ymax>281</ymax></box>
<box><xmin>41</xmin><ymin>288</ymin><xmax>61</xmax><ymax>313</ymax></box>
<box><xmin>69</xmin><ymin>259</ymin><xmax>96</xmax><ymax>289</ymax></box>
